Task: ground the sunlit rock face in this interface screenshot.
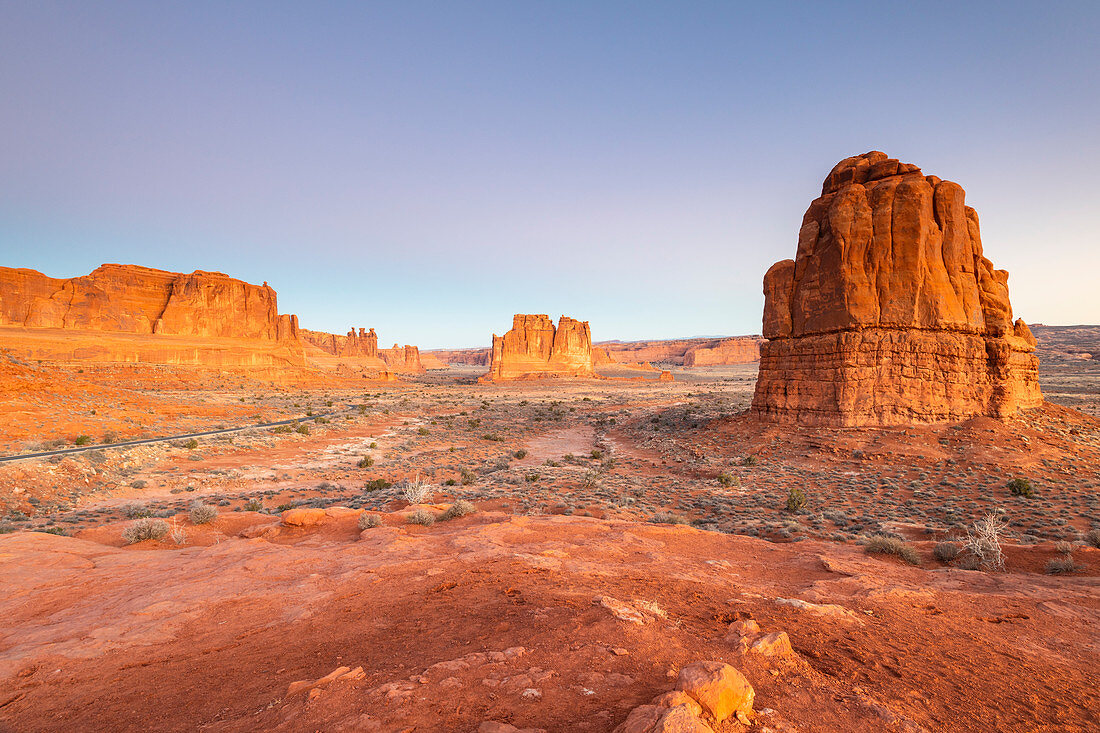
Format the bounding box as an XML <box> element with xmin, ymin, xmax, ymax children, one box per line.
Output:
<box><xmin>482</xmin><ymin>314</ymin><xmax>595</xmax><ymax>381</ymax></box>
<box><xmin>752</xmin><ymin>152</ymin><xmax>1041</xmax><ymax>426</ymax></box>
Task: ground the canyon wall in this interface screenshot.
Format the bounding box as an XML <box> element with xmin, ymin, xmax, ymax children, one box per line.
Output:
<box><xmin>598</xmin><ymin>337</ymin><xmax>761</xmax><ymax>366</ymax></box>
<box><xmin>0</xmin><ymin>264</ymin><xmax>305</xmax><ymax>367</ymax></box>
<box><xmin>751</xmin><ymin>151</ymin><xmax>1042</xmax><ymax>426</ymax></box>
<box><xmin>300</xmin><ymin>327</ymin><xmax>378</xmax><ymax>358</ymax></box>
<box><xmin>482</xmin><ymin>314</ymin><xmax>595</xmax><ymax>381</ymax></box>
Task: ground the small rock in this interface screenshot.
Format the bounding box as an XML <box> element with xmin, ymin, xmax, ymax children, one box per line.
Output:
<box><xmin>477</xmin><ymin>722</ymin><xmax>547</xmax><ymax>733</ymax></box>
<box><xmin>521</xmin><ymin>688</ymin><xmax>542</xmax><ymax>700</ymax></box>
<box><xmin>651</xmin><ymin>691</ymin><xmax>702</xmax><ymax>717</ymax></box>
<box><xmin>675</xmin><ymin>661</ymin><xmax>754</xmax><ymax>723</ymax></box>
<box><xmin>750</xmin><ymin>631</ymin><xmax>795</xmax><ymax>660</ymax></box>
<box><xmin>611</xmin><ymin>647</ymin><xmax>630</xmax><ymax>656</ymax></box>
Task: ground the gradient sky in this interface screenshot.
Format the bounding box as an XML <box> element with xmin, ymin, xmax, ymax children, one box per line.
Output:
<box><xmin>2</xmin><ymin>2</ymin><xmax>1098</xmax><ymax>348</ymax></box>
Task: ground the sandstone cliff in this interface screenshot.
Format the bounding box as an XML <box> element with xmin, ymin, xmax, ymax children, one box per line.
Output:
<box><xmin>300</xmin><ymin>327</ymin><xmax>378</xmax><ymax>358</ymax></box>
<box><xmin>599</xmin><ymin>337</ymin><xmax>762</xmax><ymax>366</ymax></box>
<box><xmin>482</xmin><ymin>314</ymin><xmax>595</xmax><ymax>381</ymax></box>
<box><xmin>0</xmin><ymin>264</ymin><xmax>305</xmax><ymax>367</ymax></box>
<box><xmin>751</xmin><ymin>152</ymin><xmax>1041</xmax><ymax>425</ymax></box>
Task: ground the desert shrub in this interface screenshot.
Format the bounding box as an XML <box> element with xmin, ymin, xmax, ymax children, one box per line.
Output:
<box><xmin>357</xmin><ymin>456</ymin><xmax>375</xmax><ymax>468</ymax></box>
<box><xmin>481</xmin><ymin>433</ymin><xmax>504</xmax><ymax>442</ymax></box>
<box><xmin>129</xmin><ymin>480</ymin><xmax>147</xmax><ymax>489</ymax></box>
<box><xmin>933</xmin><ymin>541</ymin><xmax>960</xmax><ymax>562</ymax></box>
<box><xmin>74</xmin><ymin>435</ymin><xmax>92</xmax><ymax>446</ymax></box>
<box><xmin>864</xmin><ymin>535</ymin><xmax>921</xmax><ymax>566</ymax></box>
<box><xmin>513</xmin><ymin>449</ymin><xmax>528</xmax><ymax>459</ymax></box>
<box><xmin>740</xmin><ymin>455</ymin><xmax>757</xmax><ymax>467</ymax></box>
<box><xmin>1085</xmin><ymin>529</ymin><xmax>1100</xmax><ymax>549</ymax></box>
<box><xmin>1007</xmin><ymin>478</ymin><xmax>1034</xmax><ymax>497</ymax></box>
<box><xmin>962</xmin><ymin>512</ymin><xmax>1008</xmax><ymax>571</ymax></box>
<box><xmin>243</xmin><ymin>498</ymin><xmax>263</xmax><ymax>512</ymax></box>
<box><xmin>272</xmin><ymin>424</ymin><xmax>292</xmax><ymax>434</ymax></box>
<box><xmin>1054</xmin><ymin>540</ymin><xmax>1077</xmax><ymax>554</ymax></box>
<box><xmin>785</xmin><ymin>486</ymin><xmax>807</xmax><ymax>512</ymax></box>
<box><xmin>403</xmin><ymin>478</ymin><xmax>433</xmax><ymax>505</ymax></box>
<box><xmin>460</xmin><ymin>468</ymin><xmax>478</xmax><ymax>485</ymax></box>
<box><xmin>369</xmin><ymin>441</ymin><xmax>378</xmax><ymax>448</ymax></box>
<box><xmin>169</xmin><ymin>523</ymin><xmax>187</xmax><ymax>545</ymax></box>
<box><xmin>189</xmin><ymin>502</ymin><xmax>218</xmax><ymax>525</ymax></box>
<box><xmin>121</xmin><ymin>502</ymin><xmax>151</xmax><ymax>519</ymax></box>
<box><xmin>314</xmin><ymin>416</ymin><xmax>329</xmax><ymax>424</ymax></box>
<box><xmin>36</xmin><ymin>526</ymin><xmax>67</xmax><ymax>536</ymax></box>
<box><xmin>363</xmin><ymin>478</ymin><xmax>392</xmax><ymax>492</ymax></box>
<box><xmin>440</xmin><ymin>499</ymin><xmax>476</xmax><ymax>521</ymax></box>
<box><xmin>1046</xmin><ymin>556</ymin><xmax>1077</xmax><ymax>574</ymax></box>
<box><xmin>295</xmin><ymin>424</ymin><xmax>310</xmax><ymax>435</ymax></box>
<box><xmin>183</xmin><ymin>438</ymin><xmax>199</xmax><ymax>450</ymax></box>
<box><xmin>444</xmin><ymin>478</ymin><xmax>457</xmax><ymax>486</ymax></box>
<box><xmin>650</xmin><ymin>512</ymin><xmax>688</xmax><ymax>525</ymax></box>
<box><xmin>590</xmin><ymin>449</ymin><xmax>604</xmax><ymax>460</ymax></box>
<box><xmin>102</xmin><ymin>432</ymin><xmax>117</xmax><ymax>444</ymax></box>
<box><xmin>407</xmin><ymin>508</ymin><xmax>436</xmax><ymax>526</ymax></box>
<box><xmin>717</xmin><ymin>472</ymin><xmax>738</xmax><ymax>488</ymax></box>
<box><xmin>358</xmin><ymin>512</ymin><xmax>383</xmax><ymax>529</ymax></box>
<box><xmin>122</xmin><ymin>518</ymin><xmax>170</xmax><ymax>544</ymax></box>
<box><xmin>525</xmin><ymin>473</ymin><xmax>540</xmax><ymax>482</ymax></box>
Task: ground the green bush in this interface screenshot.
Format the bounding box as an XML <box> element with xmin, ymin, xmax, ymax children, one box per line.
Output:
<box><xmin>295</xmin><ymin>424</ymin><xmax>310</xmax><ymax>435</ymax></box>
<box><xmin>481</xmin><ymin>433</ymin><xmax>504</xmax><ymax>442</ymax></box>
<box><xmin>272</xmin><ymin>424</ymin><xmax>293</xmax><ymax>434</ymax></box>
<box><xmin>122</xmin><ymin>518</ymin><xmax>170</xmax><ymax>544</ymax></box>
<box><xmin>1046</xmin><ymin>556</ymin><xmax>1077</xmax><ymax>574</ymax></box>
<box><xmin>74</xmin><ymin>435</ymin><xmax>92</xmax><ymax>446</ymax></box>
<box><xmin>740</xmin><ymin>455</ymin><xmax>757</xmax><ymax>467</ymax></box>
<box><xmin>358</xmin><ymin>456</ymin><xmax>375</xmax><ymax>468</ymax></box>
<box><xmin>864</xmin><ymin>535</ymin><xmax>921</xmax><ymax>565</ymax></box>
<box><xmin>243</xmin><ymin>498</ymin><xmax>263</xmax><ymax>512</ymax></box>
<box><xmin>121</xmin><ymin>502</ymin><xmax>151</xmax><ymax>519</ymax></box>
<box><xmin>460</xmin><ymin>468</ymin><xmax>477</xmax><ymax>485</ymax></box>
<box><xmin>1007</xmin><ymin>477</ymin><xmax>1034</xmax><ymax>497</ymax></box>
<box><xmin>785</xmin><ymin>486</ymin><xmax>807</xmax><ymax>512</ymax></box>
<box><xmin>418</xmin><ymin>427</ymin><xmax>430</xmax><ymax>436</ymax></box>
<box><xmin>717</xmin><ymin>472</ymin><xmax>737</xmax><ymax>488</ymax></box>
<box><xmin>363</xmin><ymin>478</ymin><xmax>392</xmax><ymax>492</ymax></box>
<box><xmin>513</xmin><ymin>449</ymin><xmax>528</xmax><ymax>459</ymax></box>
<box><xmin>590</xmin><ymin>449</ymin><xmax>604</xmax><ymax>460</ymax></box>
<box><xmin>183</xmin><ymin>438</ymin><xmax>199</xmax><ymax>450</ymax></box>
<box><xmin>1085</xmin><ymin>529</ymin><xmax>1100</xmax><ymax>549</ymax></box>
<box><xmin>650</xmin><ymin>512</ymin><xmax>688</xmax><ymax>525</ymax></box>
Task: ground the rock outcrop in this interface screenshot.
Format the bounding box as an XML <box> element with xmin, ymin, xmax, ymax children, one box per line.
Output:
<box><xmin>751</xmin><ymin>151</ymin><xmax>1041</xmax><ymax>425</ymax></box>
<box><xmin>301</xmin><ymin>327</ymin><xmax>378</xmax><ymax>358</ymax></box>
<box><xmin>599</xmin><ymin>337</ymin><xmax>762</xmax><ymax>367</ymax></box>
<box><xmin>481</xmin><ymin>315</ymin><xmax>595</xmax><ymax>381</ymax></box>
<box><xmin>301</xmin><ymin>328</ymin><xmax>424</xmax><ymax>374</ymax></box>
<box><xmin>0</xmin><ymin>264</ymin><xmax>304</xmax><ymax>366</ymax></box>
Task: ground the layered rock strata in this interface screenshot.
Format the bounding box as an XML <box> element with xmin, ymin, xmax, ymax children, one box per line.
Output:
<box><xmin>0</xmin><ymin>264</ymin><xmax>304</xmax><ymax>366</ymax></box>
<box><xmin>751</xmin><ymin>151</ymin><xmax>1041</xmax><ymax>426</ymax></box>
<box><xmin>482</xmin><ymin>314</ymin><xmax>595</xmax><ymax>381</ymax></box>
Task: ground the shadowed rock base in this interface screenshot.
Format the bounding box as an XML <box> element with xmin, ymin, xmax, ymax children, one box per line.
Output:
<box><xmin>753</xmin><ymin>328</ymin><xmax>1041</xmax><ymax>425</ymax></box>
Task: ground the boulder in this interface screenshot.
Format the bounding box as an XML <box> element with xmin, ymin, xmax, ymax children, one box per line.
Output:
<box><xmin>674</xmin><ymin>661</ymin><xmax>754</xmax><ymax>723</ymax></box>
<box><xmin>752</xmin><ymin>152</ymin><xmax>1041</xmax><ymax>425</ymax></box>
<box><xmin>281</xmin><ymin>508</ymin><xmax>328</xmax><ymax>527</ymax></box>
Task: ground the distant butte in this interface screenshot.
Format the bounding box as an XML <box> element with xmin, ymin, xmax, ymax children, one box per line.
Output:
<box><xmin>752</xmin><ymin>151</ymin><xmax>1042</xmax><ymax>425</ymax></box>
<box><xmin>481</xmin><ymin>314</ymin><xmax>595</xmax><ymax>381</ymax></box>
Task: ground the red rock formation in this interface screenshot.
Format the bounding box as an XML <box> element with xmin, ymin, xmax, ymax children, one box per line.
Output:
<box><xmin>380</xmin><ymin>343</ymin><xmax>425</xmax><ymax>374</ymax></box>
<box><xmin>482</xmin><ymin>314</ymin><xmax>595</xmax><ymax>381</ymax></box>
<box><xmin>301</xmin><ymin>327</ymin><xmax>378</xmax><ymax>358</ymax></box>
<box><xmin>422</xmin><ymin>348</ymin><xmax>491</xmax><ymax>367</ymax></box>
<box><xmin>0</xmin><ymin>264</ymin><xmax>304</xmax><ymax>366</ymax></box>
<box><xmin>598</xmin><ymin>337</ymin><xmax>762</xmax><ymax>366</ymax></box>
<box><xmin>751</xmin><ymin>152</ymin><xmax>1042</xmax><ymax>426</ymax></box>
<box><xmin>658</xmin><ymin>370</ymin><xmax>674</xmax><ymax>382</ymax></box>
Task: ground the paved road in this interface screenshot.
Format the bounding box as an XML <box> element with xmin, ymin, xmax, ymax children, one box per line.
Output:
<box><xmin>0</xmin><ymin>408</ymin><xmax>350</xmax><ymax>464</ymax></box>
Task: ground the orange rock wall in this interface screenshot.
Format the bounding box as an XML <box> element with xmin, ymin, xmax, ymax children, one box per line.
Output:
<box><xmin>751</xmin><ymin>152</ymin><xmax>1041</xmax><ymax>426</ymax></box>
<box><xmin>301</xmin><ymin>327</ymin><xmax>378</xmax><ymax>358</ymax></box>
<box><xmin>483</xmin><ymin>314</ymin><xmax>594</xmax><ymax>381</ymax></box>
<box><xmin>599</xmin><ymin>337</ymin><xmax>761</xmax><ymax>366</ymax></box>
<box><xmin>0</xmin><ymin>264</ymin><xmax>305</xmax><ymax>367</ymax></box>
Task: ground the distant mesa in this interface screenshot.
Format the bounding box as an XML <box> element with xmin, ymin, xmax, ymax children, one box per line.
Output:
<box><xmin>427</xmin><ymin>336</ymin><xmax>761</xmax><ymax>369</ymax></box>
<box><xmin>480</xmin><ymin>314</ymin><xmax>595</xmax><ymax>382</ymax></box>
<box><xmin>0</xmin><ymin>264</ymin><xmax>305</xmax><ymax>367</ymax></box>
<box><xmin>751</xmin><ymin>151</ymin><xmax>1042</xmax><ymax>426</ymax></box>
<box><xmin>301</xmin><ymin>327</ymin><xmax>424</xmax><ymax>374</ymax></box>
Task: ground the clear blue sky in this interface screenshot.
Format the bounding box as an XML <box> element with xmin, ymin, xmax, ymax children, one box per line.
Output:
<box><xmin>2</xmin><ymin>2</ymin><xmax>1097</xmax><ymax>348</ymax></box>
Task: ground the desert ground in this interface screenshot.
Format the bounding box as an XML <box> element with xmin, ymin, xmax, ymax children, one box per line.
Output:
<box><xmin>1</xmin><ymin>353</ymin><xmax>1098</xmax><ymax>732</ymax></box>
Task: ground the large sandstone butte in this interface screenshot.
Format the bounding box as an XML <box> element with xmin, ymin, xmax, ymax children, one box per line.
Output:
<box><xmin>482</xmin><ymin>314</ymin><xmax>595</xmax><ymax>381</ymax></box>
<box><xmin>752</xmin><ymin>151</ymin><xmax>1042</xmax><ymax>426</ymax></box>
<box><xmin>0</xmin><ymin>264</ymin><xmax>304</xmax><ymax>367</ymax></box>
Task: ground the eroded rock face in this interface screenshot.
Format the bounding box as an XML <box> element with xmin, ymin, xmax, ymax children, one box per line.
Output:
<box><xmin>301</xmin><ymin>327</ymin><xmax>379</xmax><ymax>358</ymax></box>
<box><xmin>482</xmin><ymin>314</ymin><xmax>595</xmax><ymax>381</ymax></box>
<box><xmin>379</xmin><ymin>343</ymin><xmax>424</xmax><ymax>374</ymax></box>
<box><xmin>752</xmin><ymin>152</ymin><xmax>1041</xmax><ymax>425</ymax></box>
<box><xmin>0</xmin><ymin>264</ymin><xmax>305</xmax><ymax>366</ymax></box>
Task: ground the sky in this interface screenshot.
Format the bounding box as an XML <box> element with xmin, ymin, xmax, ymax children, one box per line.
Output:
<box><xmin>1</xmin><ymin>1</ymin><xmax>1098</xmax><ymax>349</ymax></box>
